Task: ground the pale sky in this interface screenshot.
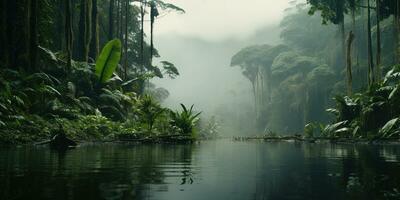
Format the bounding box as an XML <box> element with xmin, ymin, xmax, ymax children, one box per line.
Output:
<box><xmin>151</xmin><ymin>0</ymin><xmax>294</xmax><ymax>118</ymax></box>
<box><xmin>154</xmin><ymin>0</ymin><xmax>290</xmax><ymax>41</ymax></box>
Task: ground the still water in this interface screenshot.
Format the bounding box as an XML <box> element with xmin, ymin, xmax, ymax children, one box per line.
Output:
<box><xmin>1</xmin><ymin>140</ymin><xmax>400</xmax><ymax>200</ymax></box>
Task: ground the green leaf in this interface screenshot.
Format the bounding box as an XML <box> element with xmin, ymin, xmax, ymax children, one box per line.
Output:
<box><xmin>161</xmin><ymin>61</ymin><xmax>179</xmax><ymax>79</ymax></box>
<box><xmin>380</xmin><ymin>118</ymin><xmax>399</xmax><ymax>138</ymax></box>
<box><xmin>150</xmin><ymin>0</ymin><xmax>185</xmax><ymax>13</ymax></box>
<box><xmin>95</xmin><ymin>39</ymin><xmax>122</xmax><ymax>83</ymax></box>
<box><xmin>43</xmin><ymin>85</ymin><xmax>61</xmax><ymax>96</ymax></box>
<box><xmin>389</xmin><ymin>85</ymin><xmax>399</xmax><ymax>100</ymax></box>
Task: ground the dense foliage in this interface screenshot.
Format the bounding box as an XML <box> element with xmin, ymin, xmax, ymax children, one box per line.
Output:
<box><xmin>231</xmin><ymin>0</ymin><xmax>400</xmax><ymax>139</ymax></box>
<box><xmin>0</xmin><ymin>0</ymin><xmax>207</xmax><ymax>144</ymax></box>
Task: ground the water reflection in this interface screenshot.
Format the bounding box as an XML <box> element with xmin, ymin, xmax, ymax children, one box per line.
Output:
<box><xmin>0</xmin><ymin>144</ymin><xmax>197</xmax><ymax>200</ymax></box>
<box><xmin>1</xmin><ymin>141</ymin><xmax>400</xmax><ymax>200</ymax></box>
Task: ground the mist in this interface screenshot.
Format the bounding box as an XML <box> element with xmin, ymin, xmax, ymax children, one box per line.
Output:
<box><xmin>152</xmin><ymin>1</ymin><xmax>286</xmax><ymax>135</ymax></box>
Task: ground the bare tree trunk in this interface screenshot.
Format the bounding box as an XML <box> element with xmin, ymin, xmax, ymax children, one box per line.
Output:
<box><xmin>124</xmin><ymin>0</ymin><xmax>129</xmax><ymax>79</ymax></box>
<box><xmin>29</xmin><ymin>0</ymin><xmax>38</xmax><ymax>70</ymax></box>
<box><xmin>116</xmin><ymin>0</ymin><xmax>120</xmax><ymax>38</ymax></box>
<box><xmin>109</xmin><ymin>0</ymin><xmax>114</xmax><ymax>39</ymax></box>
<box><xmin>346</xmin><ymin>31</ymin><xmax>355</xmax><ymax>96</ymax></box>
<box><xmin>26</xmin><ymin>0</ymin><xmax>32</xmax><ymax>70</ymax></box>
<box><xmin>376</xmin><ymin>0</ymin><xmax>381</xmax><ymax>81</ymax></box>
<box><xmin>6</xmin><ymin>0</ymin><xmax>17</xmax><ymax>68</ymax></box>
<box><xmin>85</xmin><ymin>0</ymin><xmax>92</xmax><ymax>61</ymax></box>
<box><xmin>140</xmin><ymin>1</ymin><xmax>146</xmax><ymax>71</ymax></box>
<box><xmin>340</xmin><ymin>20</ymin><xmax>346</xmax><ymax>68</ymax></box>
<box><xmin>0</xmin><ymin>0</ymin><xmax>8</xmax><ymax>66</ymax></box>
<box><xmin>150</xmin><ymin>2</ymin><xmax>158</xmax><ymax>64</ymax></box>
<box><xmin>367</xmin><ymin>0</ymin><xmax>375</xmax><ymax>86</ymax></box>
<box><xmin>266</xmin><ymin>66</ymin><xmax>272</xmax><ymax>103</ymax></box>
<box><xmin>65</xmin><ymin>0</ymin><xmax>73</xmax><ymax>70</ymax></box>
<box><xmin>119</xmin><ymin>0</ymin><xmax>123</xmax><ymax>41</ymax></box>
<box><xmin>56</xmin><ymin>0</ymin><xmax>65</xmax><ymax>51</ymax></box>
<box><xmin>77</xmin><ymin>0</ymin><xmax>92</xmax><ymax>62</ymax></box>
<box><xmin>77</xmin><ymin>0</ymin><xmax>85</xmax><ymax>60</ymax></box>
<box><xmin>351</xmin><ymin>8</ymin><xmax>357</xmax><ymax>68</ymax></box>
<box><xmin>397</xmin><ymin>0</ymin><xmax>400</xmax><ymax>63</ymax></box>
<box><xmin>252</xmin><ymin>81</ymin><xmax>257</xmax><ymax>119</ymax></box>
<box><xmin>89</xmin><ymin>0</ymin><xmax>99</xmax><ymax>60</ymax></box>
<box><xmin>150</xmin><ymin>10</ymin><xmax>154</xmax><ymax>64</ymax></box>
<box><xmin>393</xmin><ymin>13</ymin><xmax>398</xmax><ymax>64</ymax></box>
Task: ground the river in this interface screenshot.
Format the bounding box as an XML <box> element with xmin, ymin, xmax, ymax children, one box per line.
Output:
<box><xmin>1</xmin><ymin>140</ymin><xmax>400</xmax><ymax>200</ymax></box>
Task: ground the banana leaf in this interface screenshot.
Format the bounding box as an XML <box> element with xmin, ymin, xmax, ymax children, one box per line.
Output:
<box><xmin>95</xmin><ymin>39</ymin><xmax>122</xmax><ymax>84</ymax></box>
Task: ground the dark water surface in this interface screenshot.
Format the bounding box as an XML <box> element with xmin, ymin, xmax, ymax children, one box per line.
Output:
<box><xmin>1</xmin><ymin>140</ymin><xmax>400</xmax><ymax>200</ymax></box>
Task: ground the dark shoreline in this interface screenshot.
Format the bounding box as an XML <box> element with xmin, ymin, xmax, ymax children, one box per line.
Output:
<box><xmin>233</xmin><ymin>136</ymin><xmax>400</xmax><ymax>145</ymax></box>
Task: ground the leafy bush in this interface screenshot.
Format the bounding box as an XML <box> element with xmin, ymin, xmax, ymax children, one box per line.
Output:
<box><xmin>318</xmin><ymin>65</ymin><xmax>400</xmax><ymax>139</ymax></box>
<box><xmin>170</xmin><ymin>104</ymin><xmax>201</xmax><ymax>137</ymax></box>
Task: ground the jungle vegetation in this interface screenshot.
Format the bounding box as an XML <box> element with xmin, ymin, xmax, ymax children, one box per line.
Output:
<box><xmin>0</xmin><ymin>0</ymin><xmax>216</xmax><ymax>144</ymax></box>
<box><xmin>231</xmin><ymin>0</ymin><xmax>400</xmax><ymax>139</ymax></box>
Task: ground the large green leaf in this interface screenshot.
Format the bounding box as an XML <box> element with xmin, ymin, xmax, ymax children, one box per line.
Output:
<box><xmin>380</xmin><ymin>118</ymin><xmax>399</xmax><ymax>138</ymax></box>
<box><xmin>95</xmin><ymin>39</ymin><xmax>122</xmax><ymax>83</ymax></box>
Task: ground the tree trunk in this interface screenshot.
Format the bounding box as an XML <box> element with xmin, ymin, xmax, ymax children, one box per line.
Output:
<box><xmin>116</xmin><ymin>0</ymin><xmax>120</xmax><ymax>38</ymax></box>
<box><xmin>346</xmin><ymin>31</ymin><xmax>355</xmax><ymax>96</ymax></box>
<box><xmin>397</xmin><ymin>0</ymin><xmax>400</xmax><ymax>63</ymax></box>
<box><xmin>89</xmin><ymin>0</ymin><xmax>99</xmax><ymax>60</ymax></box>
<box><xmin>140</xmin><ymin>1</ymin><xmax>146</xmax><ymax>71</ymax></box>
<box><xmin>29</xmin><ymin>0</ymin><xmax>38</xmax><ymax>71</ymax></box>
<box><xmin>150</xmin><ymin>10</ymin><xmax>154</xmax><ymax>64</ymax></box>
<box><xmin>393</xmin><ymin>13</ymin><xmax>398</xmax><ymax>64</ymax></box>
<box><xmin>376</xmin><ymin>0</ymin><xmax>381</xmax><ymax>81</ymax></box>
<box><xmin>6</xmin><ymin>0</ymin><xmax>17</xmax><ymax>68</ymax></box>
<box><xmin>85</xmin><ymin>0</ymin><xmax>92</xmax><ymax>61</ymax></box>
<box><xmin>25</xmin><ymin>0</ymin><xmax>32</xmax><ymax>70</ymax></box>
<box><xmin>252</xmin><ymin>81</ymin><xmax>257</xmax><ymax>118</ymax></box>
<box><xmin>367</xmin><ymin>0</ymin><xmax>374</xmax><ymax>86</ymax></box>
<box><xmin>119</xmin><ymin>0</ymin><xmax>123</xmax><ymax>40</ymax></box>
<box><xmin>351</xmin><ymin>8</ymin><xmax>357</xmax><ymax>67</ymax></box>
<box><xmin>266</xmin><ymin>66</ymin><xmax>272</xmax><ymax>103</ymax></box>
<box><xmin>108</xmin><ymin>0</ymin><xmax>114</xmax><ymax>40</ymax></box>
<box><xmin>56</xmin><ymin>0</ymin><xmax>65</xmax><ymax>51</ymax></box>
<box><xmin>65</xmin><ymin>0</ymin><xmax>73</xmax><ymax>70</ymax></box>
<box><xmin>340</xmin><ymin>20</ymin><xmax>346</xmax><ymax>68</ymax></box>
<box><xmin>77</xmin><ymin>0</ymin><xmax>85</xmax><ymax>60</ymax></box>
<box><xmin>124</xmin><ymin>0</ymin><xmax>129</xmax><ymax>79</ymax></box>
<box><xmin>77</xmin><ymin>0</ymin><xmax>92</xmax><ymax>62</ymax></box>
<box><xmin>0</xmin><ymin>0</ymin><xmax>8</xmax><ymax>66</ymax></box>
<box><xmin>150</xmin><ymin>2</ymin><xmax>158</xmax><ymax>64</ymax></box>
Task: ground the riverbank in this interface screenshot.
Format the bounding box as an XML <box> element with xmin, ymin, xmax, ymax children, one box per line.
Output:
<box><xmin>0</xmin><ymin>114</ymin><xmax>197</xmax><ymax>145</ymax></box>
<box><xmin>233</xmin><ymin>135</ymin><xmax>400</xmax><ymax>145</ymax></box>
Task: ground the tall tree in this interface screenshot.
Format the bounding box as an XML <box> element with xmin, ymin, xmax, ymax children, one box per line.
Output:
<box><xmin>6</xmin><ymin>0</ymin><xmax>17</xmax><ymax>68</ymax></box>
<box><xmin>307</xmin><ymin>0</ymin><xmax>347</xmax><ymax>69</ymax></box>
<box><xmin>116</xmin><ymin>0</ymin><xmax>121</xmax><ymax>39</ymax></box>
<box><xmin>346</xmin><ymin>31</ymin><xmax>355</xmax><ymax>95</ymax></box>
<box><xmin>124</xmin><ymin>0</ymin><xmax>129</xmax><ymax>79</ymax></box>
<box><xmin>109</xmin><ymin>0</ymin><xmax>115</xmax><ymax>39</ymax></box>
<box><xmin>29</xmin><ymin>0</ymin><xmax>38</xmax><ymax>70</ymax></box>
<box><xmin>89</xmin><ymin>0</ymin><xmax>99</xmax><ymax>60</ymax></box>
<box><xmin>140</xmin><ymin>0</ymin><xmax>147</xmax><ymax>70</ymax></box>
<box><xmin>0</xmin><ymin>1</ymin><xmax>8</xmax><ymax>66</ymax></box>
<box><xmin>376</xmin><ymin>0</ymin><xmax>382</xmax><ymax>80</ymax></box>
<box><xmin>398</xmin><ymin>0</ymin><xmax>400</xmax><ymax>62</ymax></box>
<box><xmin>367</xmin><ymin>0</ymin><xmax>375</xmax><ymax>85</ymax></box>
<box><xmin>77</xmin><ymin>0</ymin><xmax>92</xmax><ymax>61</ymax></box>
<box><xmin>150</xmin><ymin>1</ymin><xmax>159</xmax><ymax>63</ymax></box>
<box><xmin>65</xmin><ymin>0</ymin><xmax>73</xmax><ymax>70</ymax></box>
<box><xmin>55</xmin><ymin>0</ymin><xmax>65</xmax><ymax>51</ymax></box>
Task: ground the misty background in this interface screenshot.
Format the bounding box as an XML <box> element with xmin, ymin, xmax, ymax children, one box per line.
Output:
<box><xmin>151</xmin><ymin>0</ymin><xmax>289</xmax><ymax>135</ymax></box>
